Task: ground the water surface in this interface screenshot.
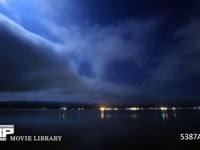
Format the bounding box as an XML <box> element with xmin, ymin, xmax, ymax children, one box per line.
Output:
<box><xmin>0</xmin><ymin>109</ymin><xmax>199</xmax><ymax>149</ymax></box>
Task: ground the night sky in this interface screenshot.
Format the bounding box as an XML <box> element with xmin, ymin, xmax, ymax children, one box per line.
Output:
<box><xmin>0</xmin><ymin>0</ymin><xmax>200</xmax><ymax>104</ymax></box>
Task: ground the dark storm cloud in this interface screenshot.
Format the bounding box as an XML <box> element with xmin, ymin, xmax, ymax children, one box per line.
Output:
<box><xmin>0</xmin><ymin>0</ymin><xmax>200</xmax><ymax>103</ymax></box>
<box><xmin>141</xmin><ymin>19</ymin><xmax>200</xmax><ymax>100</ymax></box>
<box><xmin>0</xmin><ymin>14</ymin><xmax>83</xmax><ymax>92</ymax></box>
<box><xmin>80</xmin><ymin>0</ymin><xmax>192</xmax><ymax>24</ymax></box>
<box><xmin>36</xmin><ymin>0</ymin><xmax>199</xmax><ymax>26</ymax></box>
<box><xmin>40</xmin><ymin>0</ymin><xmax>200</xmax><ymax>102</ymax></box>
<box><xmin>42</xmin><ymin>19</ymin><xmax>156</xmax><ymax>77</ymax></box>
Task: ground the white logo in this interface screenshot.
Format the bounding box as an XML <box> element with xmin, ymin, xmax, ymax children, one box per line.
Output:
<box><xmin>0</xmin><ymin>125</ymin><xmax>14</xmax><ymax>141</ymax></box>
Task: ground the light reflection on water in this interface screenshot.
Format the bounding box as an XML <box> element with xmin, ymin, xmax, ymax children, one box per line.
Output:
<box><xmin>0</xmin><ymin>109</ymin><xmax>200</xmax><ymax>149</ymax></box>
<box><xmin>47</xmin><ymin>109</ymin><xmax>184</xmax><ymax>121</ymax></box>
<box><xmin>99</xmin><ymin>110</ymin><xmax>140</xmax><ymax>120</ymax></box>
<box><xmin>1</xmin><ymin>108</ymin><xmax>197</xmax><ymax>122</ymax></box>
<box><xmin>98</xmin><ymin>109</ymin><xmax>180</xmax><ymax>121</ymax></box>
<box><xmin>160</xmin><ymin>109</ymin><xmax>178</xmax><ymax>121</ymax></box>
<box><xmin>161</xmin><ymin>110</ymin><xmax>168</xmax><ymax>121</ymax></box>
<box><xmin>173</xmin><ymin>110</ymin><xmax>177</xmax><ymax>118</ymax></box>
<box><xmin>95</xmin><ymin>109</ymin><xmax>177</xmax><ymax>121</ymax></box>
<box><xmin>100</xmin><ymin>109</ymin><xmax>104</xmax><ymax>119</ymax></box>
<box><xmin>0</xmin><ymin>109</ymin><xmax>185</xmax><ymax>126</ymax></box>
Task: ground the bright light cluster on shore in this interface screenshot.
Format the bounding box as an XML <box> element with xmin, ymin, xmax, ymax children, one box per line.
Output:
<box><xmin>126</xmin><ymin>107</ymin><xmax>140</xmax><ymax>111</ymax></box>
<box><xmin>60</xmin><ymin>107</ymin><xmax>67</xmax><ymax>111</ymax></box>
<box><xmin>160</xmin><ymin>107</ymin><xmax>168</xmax><ymax>111</ymax></box>
<box><xmin>48</xmin><ymin>105</ymin><xmax>200</xmax><ymax>120</ymax></box>
<box><xmin>100</xmin><ymin>107</ymin><xmax>119</xmax><ymax>111</ymax></box>
<box><xmin>41</xmin><ymin>106</ymin><xmax>200</xmax><ymax>111</ymax></box>
<box><xmin>98</xmin><ymin>106</ymin><xmax>200</xmax><ymax>111</ymax></box>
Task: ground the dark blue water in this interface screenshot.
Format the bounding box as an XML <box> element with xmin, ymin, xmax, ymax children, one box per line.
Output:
<box><xmin>0</xmin><ymin>109</ymin><xmax>199</xmax><ymax>149</ymax></box>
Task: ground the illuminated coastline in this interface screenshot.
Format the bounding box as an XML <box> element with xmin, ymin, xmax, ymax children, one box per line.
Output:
<box><xmin>56</xmin><ymin>106</ymin><xmax>200</xmax><ymax>111</ymax></box>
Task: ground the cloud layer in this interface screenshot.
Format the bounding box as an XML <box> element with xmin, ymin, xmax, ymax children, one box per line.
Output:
<box><xmin>0</xmin><ymin>14</ymin><xmax>83</xmax><ymax>92</ymax></box>
<box><xmin>0</xmin><ymin>0</ymin><xmax>200</xmax><ymax>104</ymax></box>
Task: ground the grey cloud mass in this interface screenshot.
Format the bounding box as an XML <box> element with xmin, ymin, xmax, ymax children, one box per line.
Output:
<box><xmin>42</xmin><ymin>19</ymin><xmax>156</xmax><ymax>78</ymax></box>
<box><xmin>0</xmin><ymin>0</ymin><xmax>200</xmax><ymax>104</ymax></box>
<box><xmin>0</xmin><ymin>14</ymin><xmax>83</xmax><ymax>92</ymax></box>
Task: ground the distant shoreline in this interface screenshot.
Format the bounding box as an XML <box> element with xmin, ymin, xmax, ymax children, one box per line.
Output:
<box><xmin>0</xmin><ymin>101</ymin><xmax>199</xmax><ymax>111</ymax></box>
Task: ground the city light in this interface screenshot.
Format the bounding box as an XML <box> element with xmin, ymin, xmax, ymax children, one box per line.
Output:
<box><xmin>172</xmin><ymin>107</ymin><xmax>176</xmax><ymax>111</ymax></box>
<box><xmin>126</xmin><ymin>107</ymin><xmax>140</xmax><ymax>111</ymax></box>
<box><xmin>60</xmin><ymin>107</ymin><xmax>67</xmax><ymax>111</ymax></box>
<box><xmin>160</xmin><ymin>107</ymin><xmax>168</xmax><ymax>111</ymax></box>
<box><xmin>56</xmin><ymin>106</ymin><xmax>200</xmax><ymax>111</ymax></box>
<box><xmin>100</xmin><ymin>107</ymin><xmax>106</xmax><ymax>111</ymax></box>
<box><xmin>78</xmin><ymin>108</ymin><xmax>85</xmax><ymax>111</ymax></box>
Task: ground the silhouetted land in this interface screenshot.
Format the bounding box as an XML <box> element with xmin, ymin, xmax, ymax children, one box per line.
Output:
<box><xmin>0</xmin><ymin>100</ymin><xmax>199</xmax><ymax>109</ymax></box>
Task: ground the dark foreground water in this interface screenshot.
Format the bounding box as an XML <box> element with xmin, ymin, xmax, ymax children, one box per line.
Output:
<box><xmin>0</xmin><ymin>109</ymin><xmax>199</xmax><ymax>149</ymax></box>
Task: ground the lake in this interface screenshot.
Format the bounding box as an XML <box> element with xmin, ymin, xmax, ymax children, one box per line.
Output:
<box><xmin>0</xmin><ymin>109</ymin><xmax>199</xmax><ymax>149</ymax></box>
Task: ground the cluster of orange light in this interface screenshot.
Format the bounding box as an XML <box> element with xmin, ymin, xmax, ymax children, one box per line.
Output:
<box><xmin>99</xmin><ymin>107</ymin><xmax>119</xmax><ymax>111</ymax></box>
